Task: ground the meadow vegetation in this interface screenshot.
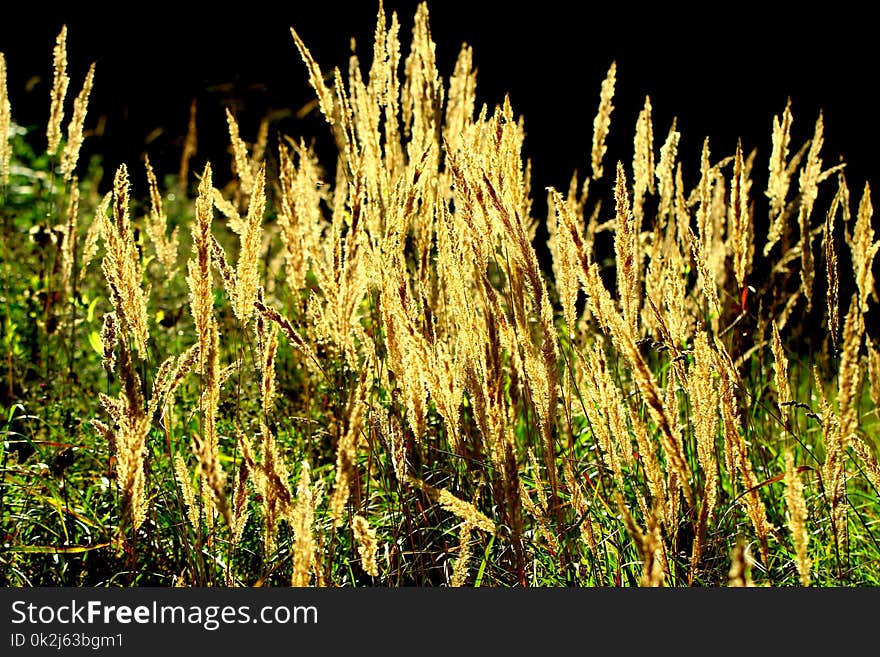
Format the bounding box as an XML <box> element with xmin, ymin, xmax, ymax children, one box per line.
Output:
<box><xmin>1</xmin><ymin>3</ymin><xmax>879</xmax><ymax>586</ymax></box>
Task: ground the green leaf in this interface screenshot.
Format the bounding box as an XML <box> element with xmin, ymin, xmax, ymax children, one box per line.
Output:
<box><xmin>86</xmin><ymin>296</ymin><xmax>99</xmax><ymax>323</ymax></box>
<box><xmin>474</xmin><ymin>533</ymin><xmax>494</xmax><ymax>587</ymax></box>
<box><xmin>88</xmin><ymin>330</ymin><xmax>103</xmax><ymax>356</ymax></box>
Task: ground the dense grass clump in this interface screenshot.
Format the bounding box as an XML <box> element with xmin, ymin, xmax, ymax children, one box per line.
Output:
<box><xmin>1</xmin><ymin>3</ymin><xmax>879</xmax><ymax>587</ymax></box>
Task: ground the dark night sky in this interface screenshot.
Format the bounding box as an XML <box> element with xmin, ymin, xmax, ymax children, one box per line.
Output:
<box><xmin>1</xmin><ymin>2</ymin><xmax>878</xmax><ymax>205</ymax></box>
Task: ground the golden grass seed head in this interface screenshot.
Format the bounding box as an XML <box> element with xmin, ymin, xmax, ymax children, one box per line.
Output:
<box><xmin>259</xmin><ymin>320</ymin><xmax>278</xmax><ymax>415</ymax></box>
<box><xmin>868</xmin><ymin>337</ymin><xmax>880</xmax><ymax>413</ymax></box>
<box><xmin>144</xmin><ymin>155</ymin><xmax>180</xmax><ymax>273</ymax></box>
<box><xmin>173</xmin><ymin>454</ymin><xmax>199</xmax><ymax>532</ymax></box>
<box><xmin>852</xmin><ymin>183</ymin><xmax>880</xmax><ymax>313</ymax></box>
<box><xmin>824</xmin><ymin>205</ymin><xmax>840</xmax><ymax>347</ymax></box>
<box><xmin>591</xmin><ymin>61</ymin><xmax>616</xmax><ymax>180</ymax></box>
<box><xmin>101</xmin><ymin>164</ymin><xmax>150</xmax><ymax>355</ymax></box>
<box><xmin>47</xmin><ymin>25</ymin><xmax>69</xmax><ymax>156</ymax></box>
<box><xmin>149</xmin><ymin>343</ymin><xmax>200</xmax><ymax>419</ymax></box>
<box><xmin>291</xmin><ymin>461</ymin><xmax>317</xmax><ymax>587</ymax></box>
<box><xmin>352</xmin><ymin>515</ymin><xmax>379</xmax><ymax>578</ymax></box>
<box><xmin>689</xmin><ymin>329</ymin><xmax>719</xmax><ymax>483</ymax></box>
<box><xmin>849</xmin><ymin>438</ymin><xmax>880</xmax><ymax>501</ymax></box>
<box><xmin>188</xmin><ymin>163</ymin><xmax>215</xmax><ymax>359</ymax></box>
<box><xmin>60</xmin><ymin>62</ymin><xmax>95</xmax><ymax>181</ymax></box>
<box><xmin>59</xmin><ymin>182</ymin><xmax>80</xmax><ymax>297</ymax></box>
<box><xmin>444</xmin><ymin>44</ymin><xmax>476</xmax><ymax>154</ymax></box>
<box><xmin>330</xmin><ymin>379</ymin><xmax>367</xmax><ymax>527</ymax></box>
<box><xmin>191</xmin><ymin>320</ymin><xmax>231</xmax><ymax>530</ymax></box>
<box><xmin>765</xmin><ymin>100</ymin><xmax>794</xmax><ymax>256</ymax></box>
<box><xmin>783</xmin><ymin>451</ymin><xmax>811</xmax><ymax>586</ymax></box>
<box><xmin>450</xmin><ymin>522</ymin><xmax>474</xmax><ymax>587</ymax></box>
<box><xmin>81</xmin><ymin>191</ymin><xmax>111</xmax><ymax>273</ymax></box>
<box><xmin>519</xmin><ymin>479</ymin><xmax>560</xmax><ymax>556</ymax></box>
<box><xmin>548</xmin><ymin>189</ymin><xmax>580</xmax><ymax>336</ymax></box>
<box><xmin>291</xmin><ymin>461</ymin><xmax>320</xmax><ymax>587</ymax></box>
<box><xmin>655</xmin><ymin>119</ymin><xmax>680</xmax><ymax>224</ymax></box>
<box><xmin>614</xmin><ymin>162</ymin><xmax>640</xmax><ymax>337</ymax></box>
<box><xmin>111</xmin><ymin>339</ymin><xmax>150</xmax><ymax>532</ymax></box>
<box><xmin>0</xmin><ymin>53</ymin><xmax>11</xmax><ymax>187</ymax></box>
<box><xmin>225</xmin><ymin>108</ymin><xmax>255</xmax><ymax>196</ymax></box>
<box><xmin>408</xmin><ymin>477</ymin><xmax>495</xmax><ymax>534</ymax></box>
<box><xmin>233</xmin><ymin>164</ymin><xmax>266</xmax><ymax>324</ymax></box>
<box><xmin>837</xmin><ymin>295</ymin><xmax>864</xmax><ymax>441</ymax></box>
<box><xmin>730</xmin><ymin>139</ymin><xmax>753</xmax><ymax>290</ymax></box>
<box><xmin>687</xmin><ymin>225</ymin><xmax>721</xmax><ymax>319</ymax></box>
<box><xmin>771</xmin><ymin>320</ymin><xmax>793</xmax><ymax>410</ymax></box>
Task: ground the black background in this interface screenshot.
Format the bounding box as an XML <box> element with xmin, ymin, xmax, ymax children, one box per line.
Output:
<box><xmin>1</xmin><ymin>1</ymin><xmax>877</xmax><ymax>198</ymax></box>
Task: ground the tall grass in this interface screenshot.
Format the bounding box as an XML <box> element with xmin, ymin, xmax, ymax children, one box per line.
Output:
<box><xmin>1</xmin><ymin>3</ymin><xmax>879</xmax><ymax>587</ymax></box>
